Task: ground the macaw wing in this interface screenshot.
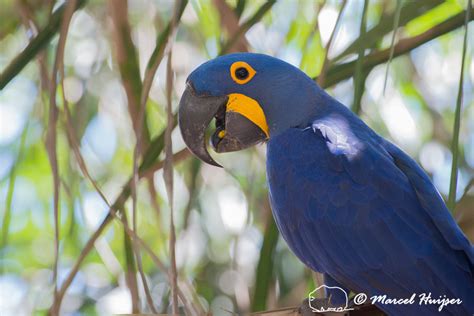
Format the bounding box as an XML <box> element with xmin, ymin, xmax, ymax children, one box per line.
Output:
<box><xmin>267</xmin><ymin>118</ymin><xmax>473</xmax><ymax>314</ymax></box>
<box><xmin>383</xmin><ymin>140</ymin><xmax>474</xmax><ymax>266</ymax></box>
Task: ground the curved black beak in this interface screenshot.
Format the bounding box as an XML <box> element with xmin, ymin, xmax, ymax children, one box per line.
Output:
<box><xmin>178</xmin><ymin>83</ymin><xmax>228</xmax><ymax>167</ymax></box>
<box><xmin>178</xmin><ymin>83</ymin><xmax>268</xmax><ymax>167</ymax></box>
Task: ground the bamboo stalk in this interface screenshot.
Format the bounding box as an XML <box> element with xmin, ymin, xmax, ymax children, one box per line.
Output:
<box><xmin>447</xmin><ymin>0</ymin><xmax>471</xmax><ymax>210</ymax></box>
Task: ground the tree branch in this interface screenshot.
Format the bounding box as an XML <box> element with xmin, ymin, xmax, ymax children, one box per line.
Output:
<box><xmin>320</xmin><ymin>9</ymin><xmax>474</xmax><ymax>88</ymax></box>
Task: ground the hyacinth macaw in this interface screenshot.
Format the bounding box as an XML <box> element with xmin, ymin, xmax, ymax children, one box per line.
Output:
<box><xmin>178</xmin><ymin>53</ymin><xmax>474</xmax><ymax>315</ymax></box>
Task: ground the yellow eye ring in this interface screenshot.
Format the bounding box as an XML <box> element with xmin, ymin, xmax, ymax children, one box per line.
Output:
<box><xmin>230</xmin><ymin>61</ymin><xmax>256</xmax><ymax>84</ymax></box>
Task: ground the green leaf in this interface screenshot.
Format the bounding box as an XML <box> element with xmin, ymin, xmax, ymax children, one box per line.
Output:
<box><xmin>405</xmin><ymin>0</ymin><xmax>463</xmax><ymax>36</ymax></box>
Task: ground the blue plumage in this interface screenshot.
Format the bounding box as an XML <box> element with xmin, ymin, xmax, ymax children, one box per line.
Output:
<box><xmin>182</xmin><ymin>53</ymin><xmax>474</xmax><ymax>315</ymax></box>
<box><xmin>267</xmin><ymin>102</ymin><xmax>474</xmax><ymax>315</ymax></box>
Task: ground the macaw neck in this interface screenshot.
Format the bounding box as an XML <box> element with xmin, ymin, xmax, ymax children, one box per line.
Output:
<box><xmin>267</xmin><ymin>82</ymin><xmax>363</xmax><ymax>138</ymax></box>
<box><xmin>311</xmin><ymin>89</ymin><xmax>365</xmax><ymax>126</ymax></box>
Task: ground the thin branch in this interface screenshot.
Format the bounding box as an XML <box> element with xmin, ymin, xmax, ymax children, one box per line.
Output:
<box><xmin>317</xmin><ymin>0</ymin><xmax>347</xmax><ymax>87</ymax></box>
<box><xmin>164</xmin><ymin>34</ymin><xmax>179</xmax><ymax>315</ymax></box>
<box><xmin>136</xmin><ymin>252</ymin><xmax>158</xmax><ymax>314</ymax></box>
<box><xmin>447</xmin><ymin>0</ymin><xmax>471</xmax><ymax>210</ymax></box>
<box><xmin>47</xmin><ymin>1</ymin><xmax>77</xmax><ymax>314</ymax></box>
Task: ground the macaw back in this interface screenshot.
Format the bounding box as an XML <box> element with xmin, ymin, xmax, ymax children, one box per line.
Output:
<box><xmin>266</xmin><ymin>99</ymin><xmax>474</xmax><ymax>315</ymax></box>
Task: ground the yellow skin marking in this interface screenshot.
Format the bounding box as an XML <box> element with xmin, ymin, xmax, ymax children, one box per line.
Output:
<box><xmin>230</xmin><ymin>61</ymin><xmax>256</xmax><ymax>84</ymax></box>
<box><xmin>226</xmin><ymin>93</ymin><xmax>269</xmax><ymax>138</ymax></box>
<box><xmin>218</xmin><ymin>130</ymin><xmax>226</xmax><ymax>138</ymax></box>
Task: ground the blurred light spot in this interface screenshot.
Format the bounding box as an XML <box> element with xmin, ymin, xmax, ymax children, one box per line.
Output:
<box><xmin>277</xmin><ymin>46</ymin><xmax>301</xmax><ymax>68</ymax></box>
<box><xmin>30</xmin><ymin>269</ymin><xmax>54</xmax><ymax>309</ymax></box>
<box><xmin>211</xmin><ymin>295</ymin><xmax>234</xmax><ymax>315</ymax></box>
<box><xmin>135</xmin><ymin>22</ymin><xmax>157</xmax><ymax>76</ymax></box>
<box><xmin>247</xmin><ymin>22</ymin><xmax>284</xmax><ymax>54</ymax></box>
<box><xmin>0</xmin><ymin>152</ymin><xmax>14</xmax><ymax>178</ymax></box>
<box><xmin>219</xmin><ymin>270</ymin><xmax>239</xmax><ymax>295</ymax></box>
<box><xmin>154</xmin><ymin>169</ymin><xmax>190</xmax><ymax>218</ymax></box>
<box><xmin>94</xmin><ymin>237</ymin><xmax>122</xmax><ymax>275</ymax></box>
<box><xmin>471</xmin><ymin>60</ymin><xmax>474</xmax><ymax>82</ymax></box>
<box><xmin>176</xmin><ymin>217</ymin><xmax>206</xmax><ymax>270</ymax></box>
<box><xmin>96</xmin><ymin>286</ymin><xmax>131</xmax><ymax>314</ymax></box>
<box><xmin>0</xmin><ymin>106</ymin><xmax>24</xmax><ymax>145</ymax></box>
<box><xmin>8</xmin><ymin>177</ymin><xmax>37</xmax><ymax>232</ymax></box>
<box><xmin>466</xmin><ymin>132</ymin><xmax>474</xmax><ymax>168</ymax></box>
<box><xmin>82</xmin><ymin>115</ymin><xmax>117</xmax><ymax>163</ymax></box>
<box><xmin>83</xmin><ymin>191</ymin><xmax>109</xmax><ymax>229</ymax></box>
<box><xmin>419</xmin><ymin>142</ymin><xmax>447</xmax><ymax>173</ymax></box>
<box><xmin>32</xmin><ymin>236</ymin><xmax>55</xmax><ymax>265</ymax></box>
<box><xmin>218</xmin><ymin>187</ymin><xmax>248</xmax><ymax>234</ymax></box>
<box><xmin>84</xmin><ymin>263</ymin><xmax>111</xmax><ymax>288</ymax></box>
<box><xmin>70</xmin><ymin>11</ymin><xmax>97</xmax><ymax>37</ymax></box>
<box><xmin>172</xmin><ymin>42</ymin><xmax>193</xmax><ymax>72</ymax></box>
<box><xmin>218</xmin><ymin>270</ymin><xmax>250</xmax><ymax>310</ymax></box>
<box><xmin>433</xmin><ymin>156</ymin><xmax>468</xmax><ymax>199</ymax></box>
<box><xmin>235</xmin><ymin>233</ymin><xmax>260</xmax><ymax>267</ymax></box>
<box><xmin>60</xmin><ymin>294</ymin><xmax>84</xmax><ymax>314</ymax></box>
<box><xmin>63</xmin><ymin>76</ymin><xmax>84</xmax><ymax>103</ymax></box>
<box><xmin>280</xmin><ymin>251</ymin><xmax>304</xmax><ymax>286</ymax></box>
<box><xmin>380</xmin><ymin>94</ymin><xmax>419</xmax><ymax>150</ymax></box>
<box><xmin>73</xmin><ymin>38</ymin><xmax>98</xmax><ymax>78</ymax></box>
<box><xmin>318</xmin><ymin>6</ymin><xmax>338</xmax><ymax>46</ymax></box>
<box><xmin>331</xmin><ymin>78</ymin><xmax>354</xmax><ymax>107</ymax></box>
<box><xmin>205</xmin><ymin>38</ymin><xmax>218</xmax><ymax>58</ymax></box>
<box><xmin>151</xmin><ymin>282</ymin><xmax>169</xmax><ymax>311</ymax></box>
<box><xmin>366</xmin><ymin>66</ymin><xmax>394</xmax><ymax>101</ymax></box>
<box><xmin>0</xmin><ymin>275</ymin><xmax>27</xmax><ymax>312</ymax></box>
<box><xmin>182</xmin><ymin>4</ymin><xmax>199</xmax><ymax>24</ymax></box>
<box><xmin>411</xmin><ymin>43</ymin><xmax>457</xmax><ymax>112</ymax></box>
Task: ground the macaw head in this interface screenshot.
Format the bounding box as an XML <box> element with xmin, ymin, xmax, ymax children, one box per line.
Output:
<box><xmin>179</xmin><ymin>52</ymin><xmax>321</xmax><ymax>166</ymax></box>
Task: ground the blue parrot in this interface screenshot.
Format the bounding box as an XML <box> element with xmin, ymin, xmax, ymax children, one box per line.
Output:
<box><xmin>178</xmin><ymin>53</ymin><xmax>474</xmax><ymax>315</ymax></box>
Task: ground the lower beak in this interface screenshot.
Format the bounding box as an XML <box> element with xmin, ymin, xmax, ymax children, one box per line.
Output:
<box><xmin>178</xmin><ymin>84</ymin><xmax>268</xmax><ymax>167</ymax></box>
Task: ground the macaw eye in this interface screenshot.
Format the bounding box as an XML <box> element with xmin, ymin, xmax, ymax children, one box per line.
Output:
<box><xmin>235</xmin><ymin>67</ymin><xmax>249</xmax><ymax>80</ymax></box>
<box><xmin>230</xmin><ymin>61</ymin><xmax>256</xmax><ymax>84</ymax></box>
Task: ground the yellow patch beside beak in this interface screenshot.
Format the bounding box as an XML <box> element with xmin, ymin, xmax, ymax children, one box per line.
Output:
<box><xmin>226</xmin><ymin>93</ymin><xmax>269</xmax><ymax>138</ymax></box>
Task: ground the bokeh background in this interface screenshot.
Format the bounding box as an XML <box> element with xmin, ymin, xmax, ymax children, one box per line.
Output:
<box><xmin>0</xmin><ymin>0</ymin><xmax>473</xmax><ymax>315</ymax></box>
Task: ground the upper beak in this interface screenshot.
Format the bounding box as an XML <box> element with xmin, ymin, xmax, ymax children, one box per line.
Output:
<box><xmin>178</xmin><ymin>83</ymin><xmax>268</xmax><ymax>167</ymax></box>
